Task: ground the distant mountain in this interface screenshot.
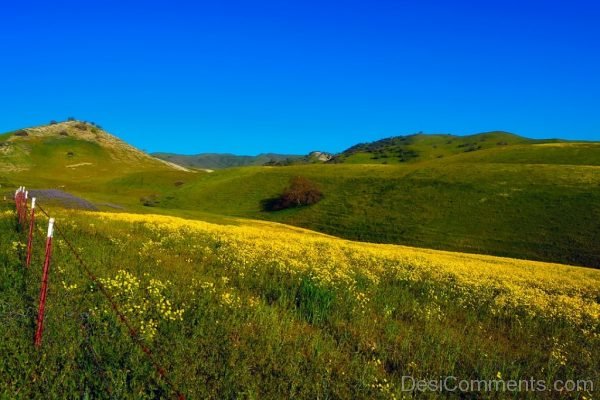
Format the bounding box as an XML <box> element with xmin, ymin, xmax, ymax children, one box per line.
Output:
<box><xmin>153</xmin><ymin>151</ymin><xmax>333</xmax><ymax>170</ymax></box>
<box><xmin>153</xmin><ymin>131</ymin><xmax>567</xmax><ymax>168</ymax></box>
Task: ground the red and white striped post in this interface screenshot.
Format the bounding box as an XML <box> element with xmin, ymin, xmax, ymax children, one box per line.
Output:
<box><xmin>26</xmin><ymin>197</ymin><xmax>36</xmax><ymax>268</ymax></box>
<box><xmin>14</xmin><ymin>188</ymin><xmax>22</xmax><ymax>223</ymax></box>
<box><xmin>16</xmin><ymin>187</ymin><xmax>26</xmax><ymax>226</ymax></box>
<box><xmin>19</xmin><ymin>188</ymin><xmax>23</xmax><ymax>225</ymax></box>
<box><xmin>34</xmin><ymin>217</ymin><xmax>55</xmax><ymax>348</ymax></box>
<box><xmin>23</xmin><ymin>191</ymin><xmax>29</xmax><ymax>224</ymax></box>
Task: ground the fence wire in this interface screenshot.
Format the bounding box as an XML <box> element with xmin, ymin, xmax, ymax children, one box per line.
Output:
<box><xmin>10</xmin><ymin>194</ymin><xmax>185</xmax><ymax>400</ymax></box>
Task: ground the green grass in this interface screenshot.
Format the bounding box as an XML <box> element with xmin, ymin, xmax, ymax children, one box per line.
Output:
<box><xmin>335</xmin><ymin>131</ymin><xmax>539</xmax><ymax>164</ymax></box>
<box><xmin>1</xmin><ymin>205</ymin><xmax>598</xmax><ymax>399</ymax></box>
<box><xmin>2</xmin><ymin>123</ymin><xmax>600</xmax><ymax>268</ymax></box>
<box><xmin>152</xmin><ymin>153</ymin><xmax>600</xmax><ymax>267</ymax></box>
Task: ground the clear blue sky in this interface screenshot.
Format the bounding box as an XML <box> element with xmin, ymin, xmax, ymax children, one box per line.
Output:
<box><xmin>1</xmin><ymin>0</ymin><xmax>599</xmax><ymax>155</ymax></box>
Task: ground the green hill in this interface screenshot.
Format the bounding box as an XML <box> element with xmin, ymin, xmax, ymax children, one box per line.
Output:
<box><xmin>331</xmin><ymin>131</ymin><xmax>561</xmax><ymax>164</ymax></box>
<box><xmin>1</xmin><ymin>125</ymin><xmax>599</xmax><ymax>398</ymax></box>
<box><xmin>2</xmin><ymin>123</ymin><xmax>599</xmax><ymax>267</ymax></box>
<box><xmin>0</xmin><ymin>121</ymin><xmax>194</xmax><ymax>208</ymax></box>
<box><xmin>152</xmin><ymin>141</ymin><xmax>600</xmax><ymax>267</ymax></box>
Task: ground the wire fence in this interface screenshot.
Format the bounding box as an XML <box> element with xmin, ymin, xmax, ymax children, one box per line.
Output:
<box><xmin>11</xmin><ymin>187</ymin><xmax>185</xmax><ymax>400</ymax></box>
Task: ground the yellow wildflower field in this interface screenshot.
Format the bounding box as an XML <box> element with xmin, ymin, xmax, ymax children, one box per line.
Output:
<box><xmin>89</xmin><ymin>211</ymin><xmax>600</xmax><ymax>331</ymax></box>
<box><xmin>2</xmin><ymin>206</ymin><xmax>599</xmax><ymax>398</ymax></box>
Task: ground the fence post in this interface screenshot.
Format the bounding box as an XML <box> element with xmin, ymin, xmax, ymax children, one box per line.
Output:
<box><xmin>15</xmin><ymin>188</ymin><xmax>21</xmax><ymax>223</ymax></box>
<box><xmin>26</xmin><ymin>197</ymin><xmax>36</xmax><ymax>268</ymax></box>
<box><xmin>23</xmin><ymin>191</ymin><xmax>28</xmax><ymax>224</ymax></box>
<box><xmin>34</xmin><ymin>217</ymin><xmax>55</xmax><ymax>348</ymax></box>
<box><xmin>16</xmin><ymin>187</ymin><xmax>25</xmax><ymax>226</ymax></box>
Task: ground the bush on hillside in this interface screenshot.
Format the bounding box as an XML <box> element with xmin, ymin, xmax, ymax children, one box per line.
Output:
<box><xmin>14</xmin><ymin>130</ymin><xmax>28</xmax><ymax>137</ymax></box>
<box><xmin>140</xmin><ymin>194</ymin><xmax>160</xmax><ymax>207</ymax></box>
<box><xmin>262</xmin><ymin>176</ymin><xmax>323</xmax><ymax>211</ymax></box>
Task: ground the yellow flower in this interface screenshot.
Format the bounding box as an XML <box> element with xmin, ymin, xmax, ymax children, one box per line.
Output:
<box><xmin>83</xmin><ymin>211</ymin><xmax>600</xmax><ymax>332</ymax></box>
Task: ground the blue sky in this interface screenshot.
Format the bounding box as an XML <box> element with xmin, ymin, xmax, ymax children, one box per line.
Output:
<box><xmin>1</xmin><ymin>0</ymin><xmax>599</xmax><ymax>155</ymax></box>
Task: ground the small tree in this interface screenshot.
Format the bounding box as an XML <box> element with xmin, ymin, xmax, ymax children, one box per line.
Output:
<box><xmin>262</xmin><ymin>176</ymin><xmax>323</xmax><ymax>211</ymax></box>
<box><xmin>140</xmin><ymin>194</ymin><xmax>160</xmax><ymax>207</ymax></box>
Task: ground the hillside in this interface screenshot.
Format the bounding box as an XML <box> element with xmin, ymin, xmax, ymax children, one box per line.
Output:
<box><xmin>2</xmin><ymin>123</ymin><xmax>600</xmax><ymax>397</ymax></box>
<box><xmin>152</xmin><ymin>141</ymin><xmax>600</xmax><ymax>267</ymax></box>
<box><xmin>0</xmin><ymin>121</ymin><xmax>196</xmax><ymax>208</ymax></box>
<box><xmin>331</xmin><ymin>131</ymin><xmax>559</xmax><ymax>164</ymax></box>
<box><xmin>153</xmin><ymin>132</ymin><xmax>542</xmax><ymax>168</ymax></box>
<box><xmin>152</xmin><ymin>151</ymin><xmax>333</xmax><ymax>169</ymax></box>
<box><xmin>2</xmin><ymin>123</ymin><xmax>600</xmax><ymax>267</ymax></box>
<box><xmin>1</xmin><ymin>206</ymin><xmax>598</xmax><ymax>398</ymax></box>
<box><xmin>0</xmin><ymin>121</ymin><xmax>191</xmax><ymax>176</ymax></box>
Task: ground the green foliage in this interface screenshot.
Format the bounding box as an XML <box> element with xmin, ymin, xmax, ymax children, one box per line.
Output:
<box><xmin>295</xmin><ymin>277</ymin><xmax>333</xmax><ymax>324</ymax></box>
<box><xmin>334</xmin><ymin>131</ymin><xmax>539</xmax><ymax>164</ymax></box>
<box><xmin>262</xmin><ymin>176</ymin><xmax>323</xmax><ymax>211</ymax></box>
<box><xmin>158</xmin><ymin>153</ymin><xmax>600</xmax><ymax>267</ymax></box>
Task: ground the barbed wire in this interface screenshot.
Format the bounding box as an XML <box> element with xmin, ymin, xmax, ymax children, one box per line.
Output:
<box><xmin>12</xmin><ymin>197</ymin><xmax>185</xmax><ymax>400</ymax></box>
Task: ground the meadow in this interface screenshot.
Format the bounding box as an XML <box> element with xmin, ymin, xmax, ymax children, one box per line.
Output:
<box><xmin>2</xmin><ymin>122</ymin><xmax>600</xmax><ymax>268</ymax></box>
<box><xmin>1</xmin><ymin>202</ymin><xmax>598</xmax><ymax>399</ymax></box>
<box><xmin>155</xmin><ymin>155</ymin><xmax>600</xmax><ymax>268</ymax></box>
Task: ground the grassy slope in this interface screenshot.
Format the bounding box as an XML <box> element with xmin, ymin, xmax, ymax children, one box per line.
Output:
<box><xmin>2</xmin><ymin>124</ymin><xmax>600</xmax><ymax>267</ymax></box>
<box><xmin>1</xmin><ymin>206</ymin><xmax>598</xmax><ymax>398</ymax></box>
<box><xmin>0</xmin><ymin>121</ymin><xmax>196</xmax><ymax>207</ymax></box>
<box><xmin>336</xmin><ymin>131</ymin><xmax>547</xmax><ymax>164</ymax></box>
<box><xmin>1</xmin><ymin>125</ymin><xmax>600</xmax><ymax>397</ymax></box>
<box><xmin>155</xmin><ymin>143</ymin><xmax>600</xmax><ymax>267</ymax></box>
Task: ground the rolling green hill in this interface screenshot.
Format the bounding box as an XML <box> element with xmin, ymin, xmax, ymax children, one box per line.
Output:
<box><xmin>151</xmin><ymin>141</ymin><xmax>600</xmax><ymax>267</ymax></box>
<box><xmin>0</xmin><ymin>121</ymin><xmax>199</xmax><ymax>211</ymax></box>
<box><xmin>2</xmin><ymin>122</ymin><xmax>599</xmax><ymax>267</ymax></box>
<box><xmin>1</xmin><ymin>124</ymin><xmax>599</xmax><ymax>399</ymax></box>
<box><xmin>0</xmin><ymin>120</ymin><xmax>189</xmax><ymax>178</ymax></box>
<box><xmin>332</xmin><ymin>131</ymin><xmax>562</xmax><ymax>164</ymax></box>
